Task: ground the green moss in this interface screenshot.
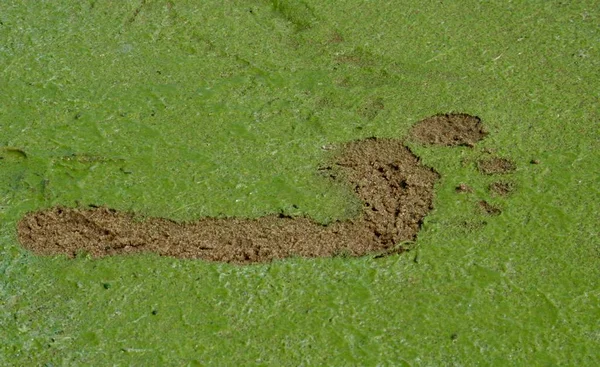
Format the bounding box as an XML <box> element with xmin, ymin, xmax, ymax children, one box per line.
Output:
<box><xmin>1</xmin><ymin>0</ymin><xmax>598</xmax><ymax>365</ymax></box>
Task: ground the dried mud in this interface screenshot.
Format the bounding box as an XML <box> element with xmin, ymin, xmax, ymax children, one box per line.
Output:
<box><xmin>477</xmin><ymin>157</ymin><xmax>516</xmax><ymax>175</ymax></box>
<box><xmin>478</xmin><ymin>200</ymin><xmax>502</xmax><ymax>216</ymax></box>
<box><xmin>408</xmin><ymin>113</ymin><xmax>488</xmax><ymax>147</ymax></box>
<box><xmin>18</xmin><ymin>139</ymin><xmax>439</xmax><ymax>264</ymax></box>
<box><xmin>17</xmin><ymin>113</ymin><xmax>496</xmax><ymax>264</ymax></box>
<box><xmin>489</xmin><ymin>181</ymin><xmax>515</xmax><ymax>196</ymax></box>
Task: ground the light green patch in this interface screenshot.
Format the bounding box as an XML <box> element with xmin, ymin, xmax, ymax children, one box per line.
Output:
<box><xmin>1</xmin><ymin>0</ymin><xmax>598</xmax><ymax>365</ymax></box>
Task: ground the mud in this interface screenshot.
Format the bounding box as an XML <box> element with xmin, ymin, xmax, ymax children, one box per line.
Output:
<box><xmin>478</xmin><ymin>200</ymin><xmax>502</xmax><ymax>216</ymax></box>
<box><xmin>17</xmin><ymin>113</ymin><xmax>494</xmax><ymax>264</ymax></box>
<box><xmin>489</xmin><ymin>181</ymin><xmax>515</xmax><ymax>196</ymax></box>
<box><xmin>408</xmin><ymin>113</ymin><xmax>488</xmax><ymax>147</ymax></box>
<box><xmin>477</xmin><ymin>157</ymin><xmax>516</xmax><ymax>175</ymax></box>
<box><xmin>18</xmin><ymin>139</ymin><xmax>440</xmax><ymax>264</ymax></box>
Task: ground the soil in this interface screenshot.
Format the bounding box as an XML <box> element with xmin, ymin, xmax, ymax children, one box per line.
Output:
<box><xmin>17</xmin><ymin>113</ymin><xmax>493</xmax><ymax>264</ymax></box>
<box><xmin>489</xmin><ymin>181</ymin><xmax>515</xmax><ymax>196</ymax></box>
<box><xmin>477</xmin><ymin>157</ymin><xmax>516</xmax><ymax>175</ymax></box>
<box><xmin>18</xmin><ymin>138</ymin><xmax>440</xmax><ymax>264</ymax></box>
<box><xmin>408</xmin><ymin>113</ymin><xmax>488</xmax><ymax>147</ymax></box>
<box><xmin>478</xmin><ymin>200</ymin><xmax>502</xmax><ymax>216</ymax></box>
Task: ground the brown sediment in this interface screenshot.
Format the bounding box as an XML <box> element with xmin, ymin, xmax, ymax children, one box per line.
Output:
<box><xmin>17</xmin><ymin>112</ymin><xmax>496</xmax><ymax>264</ymax></box>
<box><xmin>17</xmin><ymin>138</ymin><xmax>440</xmax><ymax>264</ymax></box>
<box><xmin>489</xmin><ymin>181</ymin><xmax>515</xmax><ymax>196</ymax></box>
<box><xmin>477</xmin><ymin>157</ymin><xmax>516</xmax><ymax>175</ymax></box>
<box><xmin>408</xmin><ymin>113</ymin><xmax>488</xmax><ymax>147</ymax></box>
<box><xmin>478</xmin><ymin>200</ymin><xmax>502</xmax><ymax>216</ymax></box>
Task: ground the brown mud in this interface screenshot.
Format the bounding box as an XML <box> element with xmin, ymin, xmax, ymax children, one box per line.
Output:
<box><xmin>489</xmin><ymin>181</ymin><xmax>515</xmax><ymax>196</ymax></box>
<box><xmin>408</xmin><ymin>113</ymin><xmax>488</xmax><ymax>147</ymax></box>
<box><xmin>477</xmin><ymin>157</ymin><xmax>516</xmax><ymax>175</ymax></box>
<box><xmin>17</xmin><ymin>113</ymin><xmax>492</xmax><ymax>264</ymax></box>
<box><xmin>478</xmin><ymin>200</ymin><xmax>502</xmax><ymax>216</ymax></box>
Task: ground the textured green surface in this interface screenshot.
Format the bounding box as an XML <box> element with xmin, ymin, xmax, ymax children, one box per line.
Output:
<box><xmin>1</xmin><ymin>1</ymin><xmax>598</xmax><ymax>365</ymax></box>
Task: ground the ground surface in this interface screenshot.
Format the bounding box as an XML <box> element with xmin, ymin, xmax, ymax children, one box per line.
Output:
<box><xmin>1</xmin><ymin>1</ymin><xmax>598</xmax><ymax>366</ymax></box>
<box><xmin>18</xmin><ymin>137</ymin><xmax>441</xmax><ymax>263</ymax></box>
<box><xmin>17</xmin><ymin>114</ymin><xmax>485</xmax><ymax>263</ymax></box>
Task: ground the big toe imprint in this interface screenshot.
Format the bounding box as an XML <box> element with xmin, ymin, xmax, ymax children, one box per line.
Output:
<box><xmin>17</xmin><ymin>113</ymin><xmax>513</xmax><ymax>264</ymax></box>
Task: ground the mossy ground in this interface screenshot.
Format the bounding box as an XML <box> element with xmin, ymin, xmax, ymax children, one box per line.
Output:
<box><xmin>1</xmin><ymin>1</ymin><xmax>598</xmax><ymax>365</ymax></box>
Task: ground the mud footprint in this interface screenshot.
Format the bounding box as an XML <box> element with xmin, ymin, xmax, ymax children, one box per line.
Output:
<box><xmin>16</xmin><ymin>113</ymin><xmax>516</xmax><ymax>264</ymax></box>
<box><xmin>407</xmin><ymin>113</ymin><xmax>519</xmax><ymax>219</ymax></box>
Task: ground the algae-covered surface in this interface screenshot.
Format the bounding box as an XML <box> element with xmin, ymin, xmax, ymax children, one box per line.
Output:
<box><xmin>1</xmin><ymin>1</ymin><xmax>599</xmax><ymax>365</ymax></box>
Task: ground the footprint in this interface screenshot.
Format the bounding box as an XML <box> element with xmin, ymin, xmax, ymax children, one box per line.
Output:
<box><xmin>408</xmin><ymin>113</ymin><xmax>518</xmax><ymax>219</ymax></box>
<box><xmin>16</xmin><ymin>113</ymin><xmax>514</xmax><ymax>264</ymax></box>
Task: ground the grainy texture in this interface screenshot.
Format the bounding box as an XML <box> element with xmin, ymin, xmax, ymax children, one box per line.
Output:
<box><xmin>477</xmin><ymin>157</ymin><xmax>517</xmax><ymax>175</ymax></box>
<box><xmin>478</xmin><ymin>200</ymin><xmax>502</xmax><ymax>216</ymax></box>
<box><xmin>18</xmin><ymin>138</ymin><xmax>440</xmax><ymax>264</ymax></box>
<box><xmin>489</xmin><ymin>181</ymin><xmax>515</xmax><ymax>196</ymax></box>
<box><xmin>408</xmin><ymin>113</ymin><xmax>487</xmax><ymax>147</ymax></box>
